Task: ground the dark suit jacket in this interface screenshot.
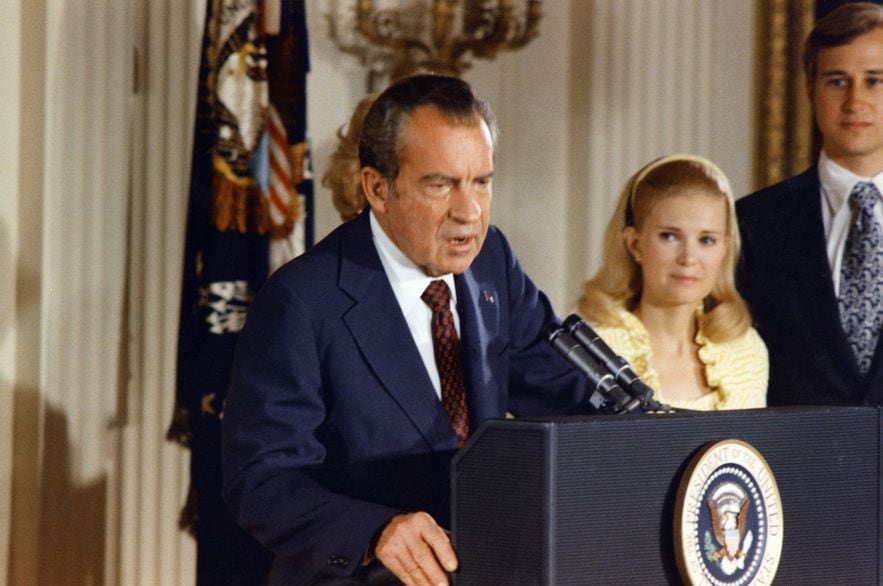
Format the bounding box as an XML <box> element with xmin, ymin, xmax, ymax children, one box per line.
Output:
<box><xmin>736</xmin><ymin>166</ymin><xmax>883</xmax><ymax>406</ymax></box>
<box><xmin>222</xmin><ymin>210</ymin><xmax>590</xmax><ymax>582</ymax></box>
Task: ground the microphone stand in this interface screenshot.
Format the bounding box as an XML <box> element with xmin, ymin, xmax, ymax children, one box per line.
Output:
<box><xmin>548</xmin><ymin>320</ymin><xmax>676</xmax><ymax>414</ymax></box>
<box><xmin>546</xmin><ymin>325</ymin><xmax>644</xmax><ymax>414</ymax></box>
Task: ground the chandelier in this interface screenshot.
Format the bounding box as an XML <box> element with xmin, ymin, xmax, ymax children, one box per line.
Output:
<box><xmin>330</xmin><ymin>0</ymin><xmax>543</xmax><ymax>86</ymax></box>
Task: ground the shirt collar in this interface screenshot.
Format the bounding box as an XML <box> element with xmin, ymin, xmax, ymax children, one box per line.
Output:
<box><xmin>819</xmin><ymin>150</ymin><xmax>883</xmax><ymax>216</ymax></box>
<box><xmin>369</xmin><ymin>210</ymin><xmax>457</xmax><ymax>308</ymax></box>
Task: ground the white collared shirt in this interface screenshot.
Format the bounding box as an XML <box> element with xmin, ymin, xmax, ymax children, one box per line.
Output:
<box><xmin>818</xmin><ymin>151</ymin><xmax>883</xmax><ymax>296</ymax></box>
<box><xmin>370</xmin><ymin>210</ymin><xmax>458</xmax><ymax>399</ymax></box>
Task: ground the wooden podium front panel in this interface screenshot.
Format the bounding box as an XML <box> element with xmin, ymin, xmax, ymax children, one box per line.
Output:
<box><xmin>451</xmin><ymin>406</ymin><xmax>881</xmax><ymax>585</ymax></box>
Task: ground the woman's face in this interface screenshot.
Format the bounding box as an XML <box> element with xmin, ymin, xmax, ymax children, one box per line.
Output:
<box><xmin>625</xmin><ymin>190</ymin><xmax>728</xmax><ymax>310</ymax></box>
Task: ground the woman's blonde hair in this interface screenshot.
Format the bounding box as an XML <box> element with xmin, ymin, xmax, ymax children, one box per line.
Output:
<box><xmin>578</xmin><ymin>154</ymin><xmax>751</xmax><ymax>342</ymax></box>
<box><xmin>322</xmin><ymin>94</ymin><xmax>378</xmax><ymax>221</ymax></box>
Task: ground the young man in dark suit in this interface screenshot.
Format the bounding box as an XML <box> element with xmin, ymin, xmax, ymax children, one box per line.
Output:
<box><xmin>738</xmin><ymin>2</ymin><xmax>883</xmax><ymax>406</ymax></box>
<box><xmin>222</xmin><ymin>74</ymin><xmax>595</xmax><ymax>585</ymax></box>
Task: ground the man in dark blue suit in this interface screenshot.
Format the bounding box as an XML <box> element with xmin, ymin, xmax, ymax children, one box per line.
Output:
<box><xmin>222</xmin><ymin>74</ymin><xmax>593</xmax><ymax>584</ymax></box>
<box><xmin>738</xmin><ymin>2</ymin><xmax>883</xmax><ymax>407</ymax></box>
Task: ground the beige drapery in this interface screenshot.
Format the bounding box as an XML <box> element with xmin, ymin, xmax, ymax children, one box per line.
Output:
<box><xmin>4</xmin><ymin>2</ymin><xmax>202</xmax><ymax>584</ymax></box>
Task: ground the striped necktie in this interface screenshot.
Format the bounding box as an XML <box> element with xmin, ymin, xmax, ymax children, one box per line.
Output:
<box><xmin>839</xmin><ymin>181</ymin><xmax>883</xmax><ymax>375</ymax></box>
<box><xmin>422</xmin><ymin>280</ymin><xmax>470</xmax><ymax>447</ymax></box>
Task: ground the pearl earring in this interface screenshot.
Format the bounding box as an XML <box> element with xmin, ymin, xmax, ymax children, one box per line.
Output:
<box><xmin>634</xmin><ymin>255</ymin><xmax>642</xmax><ymax>264</ymax></box>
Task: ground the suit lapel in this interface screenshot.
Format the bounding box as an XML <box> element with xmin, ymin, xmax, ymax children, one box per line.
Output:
<box><xmin>781</xmin><ymin>169</ymin><xmax>864</xmax><ymax>385</ymax></box>
<box><xmin>785</xmin><ymin>171</ymin><xmax>840</xmax><ymax>318</ymax></box>
<box><xmin>338</xmin><ymin>212</ymin><xmax>457</xmax><ymax>449</ymax></box>
<box><xmin>864</xmin><ymin>342</ymin><xmax>883</xmax><ymax>403</ymax></box>
<box><xmin>455</xmin><ymin>270</ymin><xmax>504</xmax><ymax>427</ymax></box>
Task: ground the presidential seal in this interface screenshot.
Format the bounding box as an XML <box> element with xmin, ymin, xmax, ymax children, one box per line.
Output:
<box><xmin>674</xmin><ymin>439</ymin><xmax>783</xmax><ymax>586</ymax></box>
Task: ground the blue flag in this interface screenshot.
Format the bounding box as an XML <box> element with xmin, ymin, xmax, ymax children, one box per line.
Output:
<box><xmin>169</xmin><ymin>1</ymin><xmax>311</xmax><ymax>582</ymax></box>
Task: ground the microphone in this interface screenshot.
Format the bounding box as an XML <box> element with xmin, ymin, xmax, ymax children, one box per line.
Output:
<box><xmin>561</xmin><ymin>314</ymin><xmax>665</xmax><ymax>410</ymax></box>
<box><xmin>545</xmin><ymin>324</ymin><xmax>641</xmax><ymax>414</ymax></box>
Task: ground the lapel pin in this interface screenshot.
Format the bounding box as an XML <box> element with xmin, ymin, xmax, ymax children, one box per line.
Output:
<box><xmin>481</xmin><ymin>290</ymin><xmax>495</xmax><ymax>304</ymax></box>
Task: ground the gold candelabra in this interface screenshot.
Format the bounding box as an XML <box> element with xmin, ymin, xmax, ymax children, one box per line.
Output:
<box><xmin>345</xmin><ymin>0</ymin><xmax>543</xmax><ymax>82</ymax></box>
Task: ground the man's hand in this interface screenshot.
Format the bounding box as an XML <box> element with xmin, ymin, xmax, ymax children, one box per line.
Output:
<box><xmin>373</xmin><ymin>511</ymin><xmax>458</xmax><ymax>585</ymax></box>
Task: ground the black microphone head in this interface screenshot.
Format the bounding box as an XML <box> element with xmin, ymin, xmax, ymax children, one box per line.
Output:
<box><xmin>562</xmin><ymin>313</ymin><xmax>585</xmax><ymax>333</ymax></box>
<box><xmin>544</xmin><ymin>323</ymin><xmax>564</xmax><ymax>342</ymax></box>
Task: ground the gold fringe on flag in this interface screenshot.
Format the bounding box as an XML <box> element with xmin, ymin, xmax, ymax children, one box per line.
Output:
<box><xmin>211</xmin><ymin>155</ymin><xmax>268</xmax><ymax>234</ymax></box>
<box><xmin>211</xmin><ymin>153</ymin><xmax>304</xmax><ymax>238</ymax></box>
<box><xmin>289</xmin><ymin>141</ymin><xmax>306</xmax><ymax>188</ymax></box>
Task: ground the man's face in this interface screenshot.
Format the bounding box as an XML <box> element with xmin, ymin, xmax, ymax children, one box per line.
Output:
<box><xmin>811</xmin><ymin>27</ymin><xmax>883</xmax><ymax>175</ymax></box>
<box><xmin>364</xmin><ymin>105</ymin><xmax>494</xmax><ymax>277</ymax></box>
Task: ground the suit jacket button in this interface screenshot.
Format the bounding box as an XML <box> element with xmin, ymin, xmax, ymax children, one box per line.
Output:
<box><xmin>327</xmin><ymin>554</ymin><xmax>349</xmax><ymax>569</ymax></box>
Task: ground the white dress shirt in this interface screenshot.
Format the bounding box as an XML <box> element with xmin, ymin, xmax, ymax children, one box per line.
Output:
<box><xmin>818</xmin><ymin>151</ymin><xmax>883</xmax><ymax>296</ymax></box>
<box><xmin>370</xmin><ymin>210</ymin><xmax>458</xmax><ymax>399</ymax></box>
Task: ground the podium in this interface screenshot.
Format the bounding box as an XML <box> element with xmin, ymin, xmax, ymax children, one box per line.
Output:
<box><xmin>451</xmin><ymin>406</ymin><xmax>882</xmax><ymax>584</ymax></box>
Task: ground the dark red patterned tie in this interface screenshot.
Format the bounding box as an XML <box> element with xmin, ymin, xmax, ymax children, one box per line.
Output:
<box><xmin>422</xmin><ymin>280</ymin><xmax>470</xmax><ymax>447</ymax></box>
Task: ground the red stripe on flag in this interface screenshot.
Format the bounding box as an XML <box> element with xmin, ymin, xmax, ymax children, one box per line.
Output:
<box><xmin>269</xmin><ymin>153</ymin><xmax>294</xmax><ymax>192</ymax></box>
<box><xmin>268</xmin><ymin>184</ymin><xmax>288</xmax><ymax>216</ymax></box>
<box><xmin>269</xmin><ymin>117</ymin><xmax>288</xmax><ymax>149</ymax></box>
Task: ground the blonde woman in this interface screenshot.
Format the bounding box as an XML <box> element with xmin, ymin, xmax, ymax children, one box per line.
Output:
<box><xmin>578</xmin><ymin>155</ymin><xmax>767</xmax><ymax>410</ymax></box>
<box><xmin>322</xmin><ymin>93</ymin><xmax>377</xmax><ymax>221</ymax></box>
